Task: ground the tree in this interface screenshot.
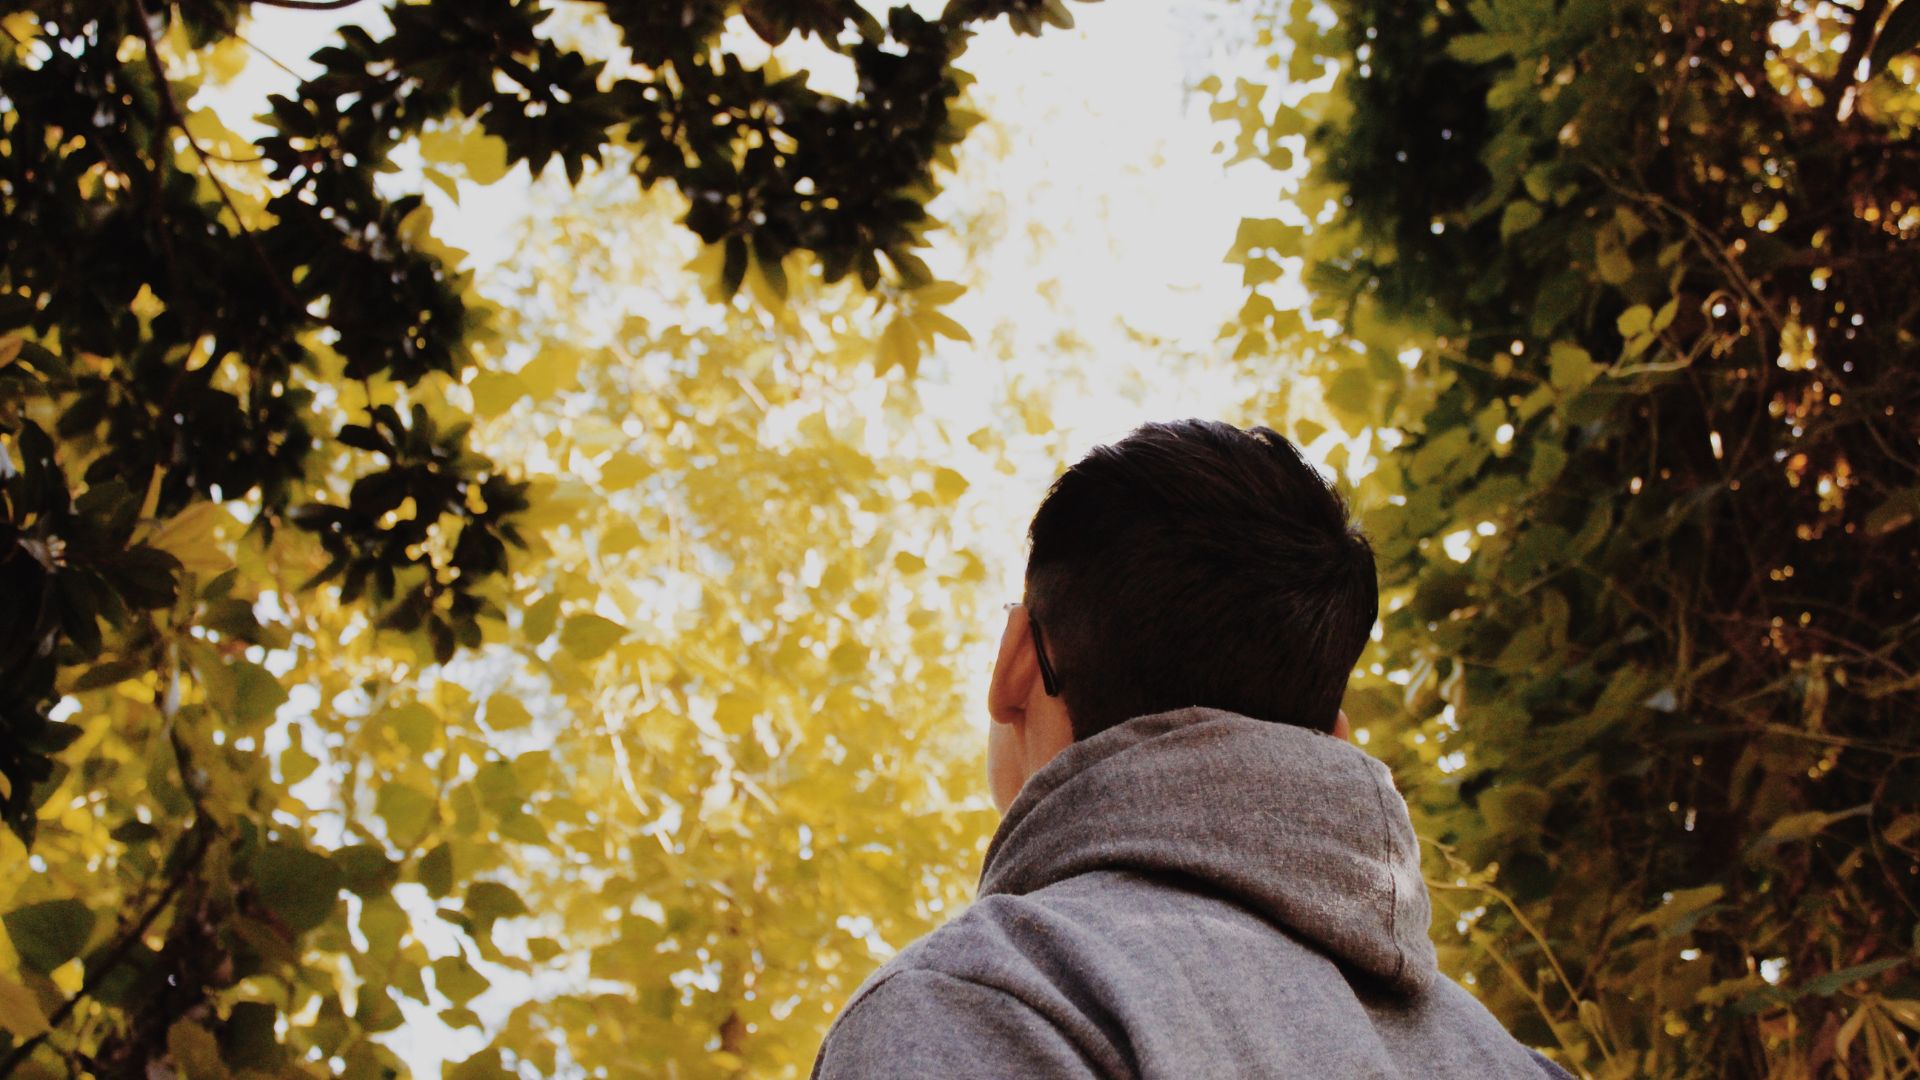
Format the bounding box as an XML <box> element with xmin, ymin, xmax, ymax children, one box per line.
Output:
<box><xmin>1210</xmin><ymin>0</ymin><xmax>1920</xmax><ymax>1075</ymax></box>
<box><xmin>0</xmin><ymin>0</ymin><xmax>1088</xmax><ymax>1073</ymax></box>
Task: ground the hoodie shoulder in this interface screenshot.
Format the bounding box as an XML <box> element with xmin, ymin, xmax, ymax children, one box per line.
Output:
<box><xmin>810</xmin><ymin>965</ymin><xmax>1113</xmax><ymax>1080</ymax></box>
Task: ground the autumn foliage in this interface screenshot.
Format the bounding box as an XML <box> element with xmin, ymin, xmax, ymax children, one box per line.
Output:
<box><xmin>4</xmin><ymin>0</ymin><xmax>1919</xmax><ymax>1078</ymax></box>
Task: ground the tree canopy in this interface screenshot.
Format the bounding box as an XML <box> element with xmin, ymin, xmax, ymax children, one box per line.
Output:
<box><xmin>6</xmin><ymin>0</ymin><xmax>1920</xmax><ymax>1077</ymax></box>
<box><xmin>1207</xmin><ymin>0</ymin><xmax>1920</xmax><ymax>1074</ymax></box>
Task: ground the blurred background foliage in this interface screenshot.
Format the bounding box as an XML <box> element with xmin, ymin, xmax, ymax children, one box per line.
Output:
<box><xmin>1</xmin><ymin>0</ymin><xmax>1917</xmax><ymax>1077</ymax></box>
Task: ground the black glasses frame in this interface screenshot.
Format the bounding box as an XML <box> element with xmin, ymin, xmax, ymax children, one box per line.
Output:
<box><xmin>1006</xmin><ymin>602</ymin><xmax>1062</xmax><ymax>697</ymax></box>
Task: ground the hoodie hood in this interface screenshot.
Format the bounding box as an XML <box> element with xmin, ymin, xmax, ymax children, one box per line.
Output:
<box><xmin>978</xmin><ymin>705</ymin><xmax>1437</xmax><ymax>995</ymax></box>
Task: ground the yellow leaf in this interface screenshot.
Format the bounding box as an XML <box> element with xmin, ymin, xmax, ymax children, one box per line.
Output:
<box><xmin>1</xmin><ymin>13</ymin><xmax>38</xmax><ymax>45</ymax></box>
<box><xmin>418</xmin><ymin>124</ymin><xmax>512</xmax><ymax>186</ymax></box>
<box><xmin>518</xmin><ymin>344</ymin><xmax>584</xmax><ymax>398</ymax></box>
<box><xmin>684</xmin><ymin>241</ymin><xmax>729</xmax><ymax>303</ymax></box>
<box><xmin>828</xmin><ymin>639</ymin><xmax>867</xmax><ymax>675</ymax></box>
<box><xmin>469</xmin><ymin>370</ymin><xmax>528</xmax><ymax>418</ymax></box>
<box><xmin>599</xmin><ymin>519</ymin><xmax>644</xmax><ymax>555</ymax></box>
<box><xmin>143</xmin><ymin>501</ymin><xmax>231</xmax><ymax>576</ymax></box>
<box><xmin>914</xmin><ymin>281</ymin><xmax>968</xmax><ymax>304</ymax></box>
<box><xmin>0</xmin><ymin>973</ymin><xmax>48</xmax><ymax>1040</ymax></box>
<box><xmin>598</xmin><ymin>451</ymin><xmax>652</xmax><ymax>491</ymax></box>
<box><xmin>485</xmin><ymin>693</ymin><xmax>533</xmax><ymax>731</ymax></box>
<box><xmin>931</xmin><ymin>467</ymin><xmax>969</xmax><ymax>503</ymax></box>
<box><xmin>920</xmin><ymin>309</ymin><xmax>973</xmax><ymax>344</ymax></box>
<box><xmin>423</xmin><ymin>165</ymin><xmax>462</xmax><ymax>205</ymax></box>
<box><xmin>1764</xmin><ymin>810</ymin><xmax>1835</xmax><ymax>843</ymax></box>
<box><xmin>878</xmin><ymin>317</ymin><xmax>919</xmax><ymax>377</ymax></box>
<box><xmin>201</xmin><ymin>37</ymin><xmax>249</xmax><ymax>83</ymax></box>
<box><xmin>183</xmin><ymin>108</ymin><xmax>250</xmax><ymax>163</ymax></box>
<box><xmin>560</xmin><ymin>614</ymin><xmax>627</xmax><ymax>661</ymax></box>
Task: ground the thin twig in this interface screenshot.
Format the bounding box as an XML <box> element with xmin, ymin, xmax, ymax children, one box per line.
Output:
<box><xmin>233</xmin><ymin>30</ymin><xmax>306</xmax><ymax>80</ymax></box>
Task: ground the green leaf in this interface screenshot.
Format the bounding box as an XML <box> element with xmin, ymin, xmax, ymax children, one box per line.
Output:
<box><xmin>1447</xmin><ymin>31</ymin><xmax>1519</xmax><ymax>64</ymax></box>
<box><xmin>1652</xmin><ymin>296</ymin><xmax>1680</xmax><ymax>333</ymax></box>
<box><xmin>1799</xmin><ymin>956</ymin><xmax>1907</xmax><ymax>998</ymax></box>
<box><xmin>1595</xmin><ymin>230</ymin><xmax>1634</xmax><ymax>285</ymax></box>
<box><xmin>466</xmin><ymin>881</ymin><xmax>529</xmax><ymax>921</ymax></box>
<box><xmin>1479</xmin><ymin>783</ymin><xmax>1552</xmax><ymax>835</ymax></box>
<box><xmin>1500</xmin><ymin>200</ymin><xmax>1543</xmax><ymax>239</ymax></box>
<box><xmin>228</xmin><ymin>661</ymin><xmax>289</xmax><ymax>731</ymax></box>
<box><xmin>1866</xmin><ymin>487</ymin><xmax>1920</xmax><ymax>535</ymax></box>
<box><xmin>167</xmin><ymin>1018</ymin><xmax>231</xmax><ymax>1080</ymax></box>
<box><xmin>383</xmin><ymin>702</ymin><xmax>439</xmax><ymax>754</ymax></box>
<box><xmin>221</xmin><ymin>1001</ymin><xmax>282</xmax><ymax>1071</ymax></box>
<box><xmin>1323</xmin><ymin>367</ymin><xmax>1375</xmax><ymax>430</ymax></box>
<box><xmin>431</xmin><ymin>954</ymin><xmax>490</xmax><ymax>1005</ymax></box>
<box><xmin>484</xmin><ymin>693</ymin><xmax>534</xmax><ymax>730</ymax></box>
<box><xmin>417</xmin><ymin>842</ymin><xmax>454</xmax><ymax>898</ymax></box>
<box><xmin>250</xmin><ymin>844</ymin><xmax>343</xmax><ymax>933</ymax></box>
<box><xmin>376</xmin><ymin>783</ymin><xmax>437</xmax><ymax>845</ymax></box>
<box><xmin>355</xmin><ymin>984</ymin><xmax>405</xmax><ymax>1033</ymax></box>
<box><xmin>1615</xmin><ymin>304</ymin><xmax>1653</xmax><ymax>338</ymax></box>
<box><xmin>1629</xmin><ymin>884</ymin><xmax>1724</xmax><ymax>934</ymax></box>
<box><xmin>332</xmin><ymin>844</ymin><xmax>401</xmax><ymax>897</ymax></box>
<box><xmin>1548</xmin><ymin>341</ymin><xmax>1598</xmax><ymax>391</ymax></box>
<box><xmin>521</xmin><ymin>592</ymin><xmax>561</xmax><ymax>642</ymax></box>
<box><xmin>559</xmin><ymin>613</ymin><xmax>627</xmax><ymax>660</ymax></box>
<box><xmin>4</xmin><ymin>899</ymin><xmax>95</xmax><ymax>973</ymax></box>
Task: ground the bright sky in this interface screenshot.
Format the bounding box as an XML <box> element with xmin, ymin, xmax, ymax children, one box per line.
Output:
<box><xmin>205</xmin><ymin>2</ymin><xmax>1300</xmax><ymax>1072</ymax></box>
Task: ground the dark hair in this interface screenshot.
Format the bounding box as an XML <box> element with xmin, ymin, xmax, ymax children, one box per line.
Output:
<box><xmin>1023</xmin><ymin>419</ymin><xmax>1378</xmax><ymax>740</ymax></box>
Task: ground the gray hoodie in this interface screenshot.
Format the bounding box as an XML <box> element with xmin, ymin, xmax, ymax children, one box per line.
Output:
<box><xmin>811</xmin><ymin>706</ymin><xmax>1574</xmax><ymax>1079</ymax></box>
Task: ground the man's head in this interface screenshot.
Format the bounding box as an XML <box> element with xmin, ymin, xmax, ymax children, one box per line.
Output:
<box><xmin>986</xmin><ymin>419</ymin><xmax>1378</xmax><ymax>811</ymax></box>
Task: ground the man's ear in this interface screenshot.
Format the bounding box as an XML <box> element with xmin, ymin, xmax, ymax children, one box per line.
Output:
<box><xmin>1331</xmin><ymin>709</ymin><xmax>1352</xmax><ymax>742</ymax></box>
<box><xmin>988</xmin><ymin>606</ymin><xmax>1038</xmax><ymax>727</ymax></box>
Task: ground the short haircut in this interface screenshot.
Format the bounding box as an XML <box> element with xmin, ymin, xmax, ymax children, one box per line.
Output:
<box><xmin>1023</xmin><ymin>419</ymin><xmax>1378</xmax><ymax>740</ymax></box>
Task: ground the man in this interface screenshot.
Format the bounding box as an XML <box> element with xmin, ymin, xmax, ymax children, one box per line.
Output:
<box><xmin>811</xmin><ymin>419</ymin><xmax>1573</xmax><ymax>1079</ymax></box>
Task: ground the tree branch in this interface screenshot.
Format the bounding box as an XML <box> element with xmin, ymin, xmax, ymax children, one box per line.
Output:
<box><xmin>133</xmin><ymin>0</ymin><xmax>304</xmax><ymax>316</ymax></box>
<box><xmin>1829</xmin><ymin>0</ymin><xmax>1889</xmax><ymax>120</ymax></box>
<box><xmin>248</xmin><ymin>0</ymin><xmax>367</xmax><ymax>10</ymax></box>
<box><xmin>0</xmin><ymin>823</ymin><xmax>213</xmax><ymax>1076</ymax></box>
